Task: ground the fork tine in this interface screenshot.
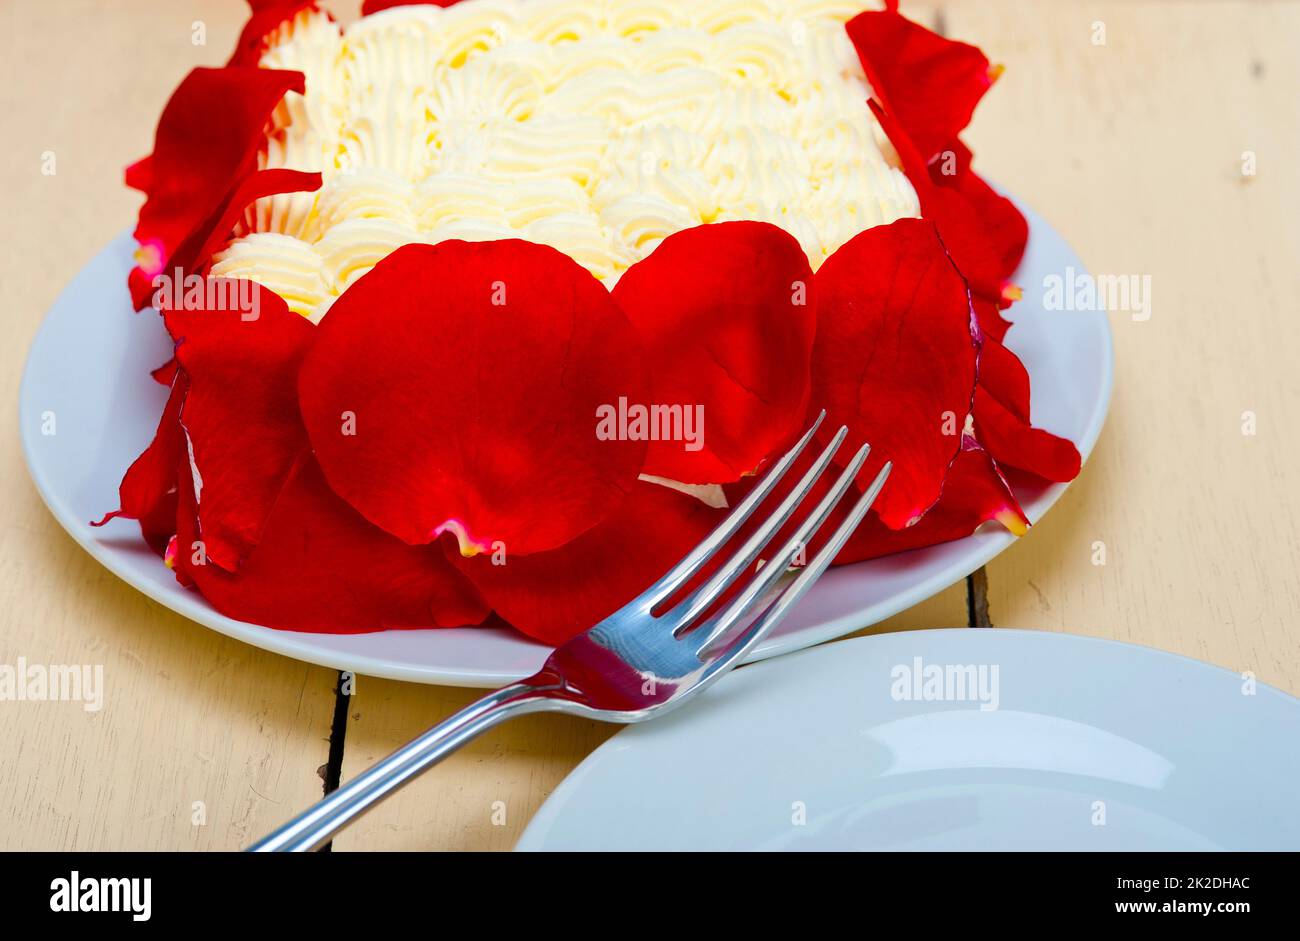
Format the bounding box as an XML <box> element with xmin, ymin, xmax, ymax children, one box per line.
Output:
<box><xmin>666</xmin><ymin>425</ymin><xmax>849</xmax><ymax>631</ymax></box>
<box><xmin>638</xmin><ymin>411</ymin><xmax>826</xmax><ymax>609</ymax></box>
<box><xmin>702</xmin><ymin>462</ymin><xmax>891</xmax><ymax>664</ymax></box>
<box><xmin>693</xmin><ymin>447</ymin><xmax>885</xmax><ymax>653</ymax></box>
<box><xmin>700</xmin><ymin>462</ymin><xmax>892</xmax><ymax>671</ymax></box>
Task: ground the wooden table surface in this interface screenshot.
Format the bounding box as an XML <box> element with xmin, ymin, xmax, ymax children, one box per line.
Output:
<box><xmin>2</xmin><ymin>0</ymin><xmax>1297</xmax><ymax>851</ymax></box>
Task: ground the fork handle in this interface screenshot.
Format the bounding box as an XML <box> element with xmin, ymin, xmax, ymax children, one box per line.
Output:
<box><xmin>247</xmin><ymin>680</ymin><xmax>559</xmax><ymax>852</ymax></box>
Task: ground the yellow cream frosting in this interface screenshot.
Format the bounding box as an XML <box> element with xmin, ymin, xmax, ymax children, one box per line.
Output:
<box><xmin>211</xmin><ymin>0</ymin><xmax>920</xmax><ymax>319</ymax></box>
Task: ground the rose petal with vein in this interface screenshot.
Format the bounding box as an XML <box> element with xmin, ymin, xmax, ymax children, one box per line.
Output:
<box><xmin>811</xmin><ymin>218</ymin><xmax>977</xmax><ymax>529</ymax></box>
<box><xmin>611</xmin><ymin>222</ymin><xmax>816</xmax><ymax>485</ymax></box>
<box><xmin>163</xmin><ymin>281</ymin><xmax>315</xmax><ymax>571</ymax></box>
<box><xmin>299</xmin><ymin>239</ymin><xmax>650</xmax><ymax>556</ymax></box>
<box><xmin>847</xmin><ymin>1</ymin><xmax>999</xmax><ymax>162</ymax></box>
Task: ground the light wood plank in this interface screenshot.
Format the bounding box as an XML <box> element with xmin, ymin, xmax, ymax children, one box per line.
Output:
<box><xmin>8</xmin><ymin>0</ymin><xmax>1295</xmax><ymax>854</ymax></box>
<box><xmin>0</xmin><ymin>0</ymin><xmax>338</xmax><ymax>851</ymax></box>
<box><xmin>945</xmin><ymin>0</ymin><xmax>1300</xmax><ymax>693</ymax></box>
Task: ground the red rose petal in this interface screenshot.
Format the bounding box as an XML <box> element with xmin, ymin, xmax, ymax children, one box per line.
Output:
<box><xmin>299</xmin><ymin>240</ymin><xmax>650</xmax><ymax>556</ymax></box>
<box><xmin>174</xmin><ymin>454</ymin><xmax>489</xmax><ymax>633</ymax></box>
<box><xmin>228</xmin><ymin>1</ymin><xmax>321</xmax><ymax>68</ymax></box>
<box><xmin>975</xmin><ymin>332</ymin><xmax>1083</xmax><ymax>483</ymax></box>
<box><xmin>128</xmin><ymin>67</ymin><xmax>317</xmax><ymax>310</ymax></box>
<box><xmin>162</xmin><ymin>281</ymin><xmax>315</xmax><ymax>571</ymax></box>
<box><xmin>812</xmin><ymin>218</ymin><xmax>977</xmax><ymax>529</ymax></box>
<box><xmin>927</xmin><ymin>140</ymin><xmax>1030</xmax><ymax>300</ymax></box>
<box><xmin>124</xmin><ymin>155</ymin><xmax>153</xmax><ymax>194</ymax></box>
<box><xmin>869</xmin><ymin>102</ymin><xmax>1028</xmax><ymax>305</ymax></box>
<box><xmin>846</xmin><ymin>3</ymin><xmax>998</xmax><ymax>161</ymax></box>
<box><xmin>150</xmin><ymin>357</ymin><xmax>179</xmax><ymax>387</ymax></box>
<box><xmin>192</xmin><ymin>168</ymin><xmax>323</xmax><ymax>278</ymax></box>
<box><xmin>974</xmin><ymin>295</ymin><xmax>1013</xmax><ymax>345</ymax></box>
<box><xmin>451</xmin><ymin>481</ymin><xmax>722</xmax><ymax>646</ymax></box>
<box><xmin>611</xmin><ymin>222</ymin><xmax>816</xmax><ymax>484</ymax></box>
<box><xmin>835</xmin><ymin>437</ymin><xmax>1029</xmax><ymax>564</ymax></box>
<box><xmin>978</xmin><ymin>333</ymin><xmax>1031</xmax><ymax>423</ymax></box>
<box><xmin>973</xmin><ymin>387</ymin><xmax>1081</xmax><ymax>483</ymax></box>
<box><xmin>91</xmin><ymin>375</ymin><xmax>188</xmax><ymax>557</ymax></box>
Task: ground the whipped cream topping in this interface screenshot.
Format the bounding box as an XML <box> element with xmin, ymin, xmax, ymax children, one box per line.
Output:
<box><xmin>212</xmin><ymin>0</ymin><xmax>920</xmax><ymax>320</ymax></box>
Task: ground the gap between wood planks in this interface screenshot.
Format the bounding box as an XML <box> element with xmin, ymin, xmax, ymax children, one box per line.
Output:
<box><xmin>967</xmin><ymin>569</ymin><xmax>993</xmax><ymax>628</ymax></box>
<box><xmin>317</xmin><ymin>670</ymin><xmax>352</xmax><ymax>852</ymax></box>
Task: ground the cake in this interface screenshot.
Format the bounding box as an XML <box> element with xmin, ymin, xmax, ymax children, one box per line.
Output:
<box><xmin>213</xmin><ymin>0</ymin><xmax>921</xmax><ymax>320</ymax></box>
<box><xmin>103</xmin><ymin>0</ymin><xmax>1083</xmax><ymax>644</ymax></box>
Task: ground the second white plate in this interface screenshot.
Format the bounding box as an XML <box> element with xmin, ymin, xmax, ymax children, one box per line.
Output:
<box><xmin>518</xmin><ymin>629</ymin><xmax>1300</xmax><ymax>851</ymax></box>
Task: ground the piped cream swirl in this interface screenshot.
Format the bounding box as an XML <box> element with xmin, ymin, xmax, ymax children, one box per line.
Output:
<box><xmin>214</xmin><ymin>0</ymin><xmax>919</xmax><ymax>315</ymax></box>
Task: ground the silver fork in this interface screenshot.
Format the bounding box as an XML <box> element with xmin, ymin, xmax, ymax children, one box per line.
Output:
<box><xmin>248</xmin><ymin>412</ymin><xmax>889</xmax><ymax>851</ymax></box>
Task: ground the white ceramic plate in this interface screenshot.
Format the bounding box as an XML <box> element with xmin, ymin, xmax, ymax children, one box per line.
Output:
<box><xmin>517</xmin><ymin>629</ymin><xmax>1300</xmax><ymax>851</ymax></box>
<box><xmin>19</xmin><ymin>205</ymin><xmax>1112</xmax><ymax>686</ymax></box>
